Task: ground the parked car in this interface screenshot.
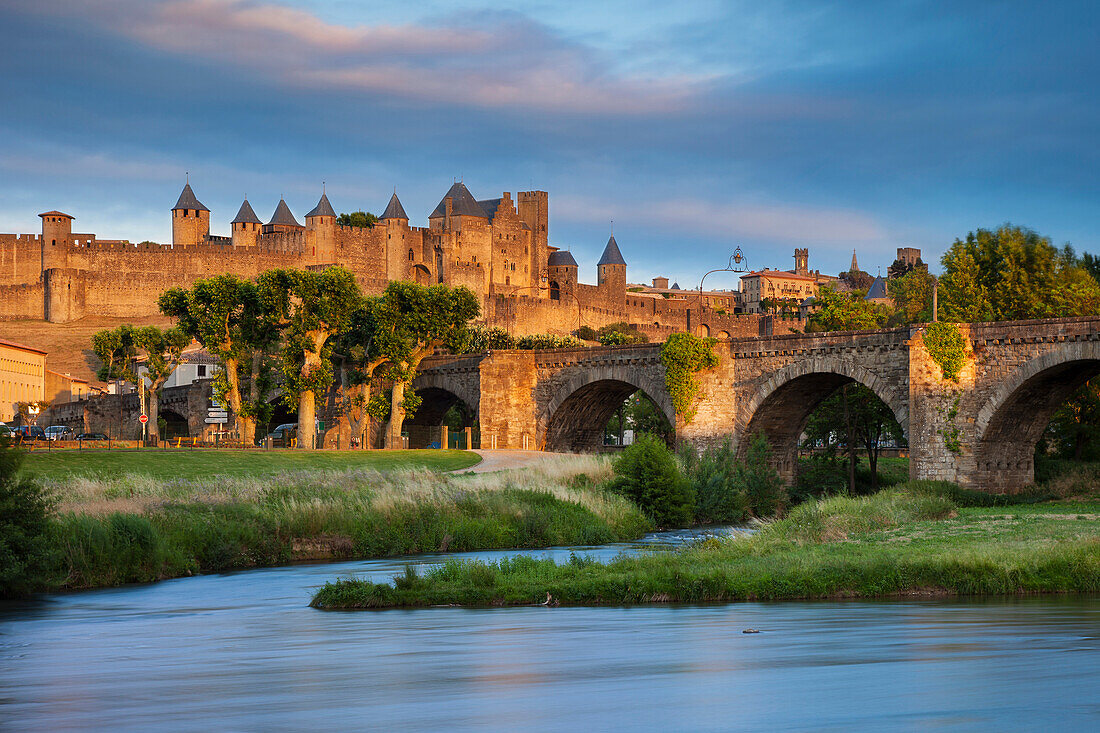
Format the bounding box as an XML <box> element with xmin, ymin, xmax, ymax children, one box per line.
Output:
<box><xmin>267</xmin><ymin>423</ymin><xmax>297</xmax><ymax>447</ymax></box>
<box><xmin>76</xmin><ymin>432</ymin><xmax>109</xmax><ymax>441</ymax></box>
<box><xmin>16</xmin><ymin>425</ymin><xmax>47</xmax><ymax>441</ymax></box>
<box><xmin>0</xmin><ymin>423</ymin><xmax>13</xmax><ymax>439</ymax></box>
<box><xmin>45</xmin><ymin>425</ymin><xmax>74</xmax><ymax>441</ymax></box>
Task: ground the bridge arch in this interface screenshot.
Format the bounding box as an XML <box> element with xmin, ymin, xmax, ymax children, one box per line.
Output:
<box><xmin>540</xmin><ymin>366</ymin><xmax>673</xmax><ymax>453</ymax></box>
<box><xmin>972</xmin><ymin>342</ymin><xmax>1100</xmax><ymax>490</ymax></box>
<box><xmin>736</xmin><ymin>358</ymin><xmax>908</xmax><ymax>481</ymax></box>
<box><xmin>406</xmin><ymin>370</ymin><xmax>480</xmax><ymax>448</ymax></box>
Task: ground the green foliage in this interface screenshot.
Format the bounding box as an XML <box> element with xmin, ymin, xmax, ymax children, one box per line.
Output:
<box><xmin>91</xmin><ymin>323</ymin><xmax>138</xmax><ymax>383</ymax></box>
<box><xmin>939</xmin><ymin>225</ymin><xmax>1100</xmax><ymax>321</ymax></box>
<box><xmin>604</xmin><ymin>391</ymin><xmax>673</xmax><ymax>445</ymax></box>
<box><xmin>660</xmin><ymin>332</ymin><xmax>718</xmax><ymax>422</ymax></box>
<box><xmin>1042</xmin><ymin>379</ymin><xmax>1100</xmax><ymax>460</ymax></box>
<box><xmin>806</xmin><ymin>285</ymin><xmax>887</xmax><ymax>332</ymax></box>
<box><xmin>610</xmin><ymin>434</ymin><xmax>695</xmax><ymax>528</ymax></box>
<box><xmin>576</xmin><ymin>321</ymin><xmax>648</xmax><ymax>346</ymax></box>
<box><xmin>366</xmin><ymin>393</ymin><xmax>391</xmax><ymax>421</ymax></box>
<box><xmin>464</xmin><ymin>326</ymin><xmax>516</xmax><ymax>351</ymax></box>
<box><xmin>923</xmin><ymin>322</ymin><xmax>968</xmax><ymax>381</ymax></box>
<box><xmin>680</xmin><ymin>435</ymin><xmax>787</xmax><ymax>523</ymax></box>
<box><xmin>337</xmin><ymin>211</ymin><xmax>378</xmax><ymax>228</ymax></box>
<box><xmin>514</xmin><ymin>333</ymin><xmax>584</xmax><ymax>349</ymax></box>
<box><xmin>888</xmin><ymin>268</ymin><xmax>935</xmax><ymax>325</ymax></box>
<box><xmin>0</xmin><ymin>441</ymin><xmax>56</xmax><ymax>597</ymax></box>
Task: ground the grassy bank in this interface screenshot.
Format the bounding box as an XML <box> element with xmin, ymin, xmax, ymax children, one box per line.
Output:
<box><xmin>311</xmin><ymin>481</ymin><xmax>1100</xmax><ymax>609</ymax></box>
<box><xmin>38</xmin><ymin>454</ymin><xmax>651</xmax><ymax>591</ymax></box>
<box><xmin>22</xmin><ymin>448</ymin><xmax>481</xmax><ymax>481</ymax></box>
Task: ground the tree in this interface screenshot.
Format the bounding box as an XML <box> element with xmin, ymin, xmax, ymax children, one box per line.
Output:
<box><xmin>160</xmin><ymin>274</ymin><xmax>279</xmax><ymax>445</ymax></box>
<box><xmin>840</xmin><ymin>269</ymin><xmax>873</xmax><ymax>291</ymax></box>
<box><xmin>889</xmin><ymin>268</ymin><xmax>936</xmax><ymax>325</ymax></box>
<box><xmin>132</xmin><ymin>326</ymin><xmax>189</xmax><ymax>443</ymax></box>
<box><xmin>330</xmin><ymin>297</ymin><xmax>389</xmax><ymax>448</ymax></box>
<box><xmin>372</xmin><ymin>282</ymin><xmax>480</xmax><ymax>448</ymax></box>
<box><xmin>92</xmin><ymin>324</ymin><xmax>188</xmax><ymax>442</ymax></box>
<box><xmin>259</xmin><ymin>267</ymin><xmax>363</xmax><ymax>450</ymax></box>
<box><xmin>939</xmin><ymin>225</ymin><xmax>1100</xmax><ymax>322</ymax></box>
<box><xmin>1043</xmin><ymin>379</ymin><xmax>1100</xmax><ymax>460</ymax></box>
<box><xmin>801</xmin><ymin>384</ymin><xmax>905</xmax><ymax>492</ymax></box>
<box><xmin>337</xmin><ymin>211</ymin><xmax>378</xmax><ymax>228</ymax></box>
<box><xmin>806</xmin><ymin>285</ymin><xmax>885</xmax><ymax>332</ymax></box>
<box><xmin>0</xmin><ymin>440</ymin><xmax>55</xmax><ymax>597</ymax></box>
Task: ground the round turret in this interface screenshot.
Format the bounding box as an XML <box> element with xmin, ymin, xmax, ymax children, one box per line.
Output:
<box><xmin>171</xmin><ymin>182</ymin><xmax>210</xmax><ymax>247</ymax></box>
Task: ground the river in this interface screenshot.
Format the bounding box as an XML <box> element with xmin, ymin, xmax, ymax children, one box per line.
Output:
<box><xmin>2</xmin><ymin>528</ymin><xmax>1098</xmax><ymax>731</ymax></box>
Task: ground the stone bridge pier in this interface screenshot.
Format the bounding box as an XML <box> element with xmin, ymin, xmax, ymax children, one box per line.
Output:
<box><xmin>413</xmin><ymin>316</ymin><xmax>1100</xmax><ymax>492</ymax></box>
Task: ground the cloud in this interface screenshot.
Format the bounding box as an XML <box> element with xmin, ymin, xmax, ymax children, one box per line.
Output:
<box><xmin>25</xmin><ymin>0</ymin><xmax>707</xmax><ymax>115</ymax></box>
<box><xmin>555</xmin><ymin>194</ymin><xmax>884</xmax><ymax>244</ymax></box>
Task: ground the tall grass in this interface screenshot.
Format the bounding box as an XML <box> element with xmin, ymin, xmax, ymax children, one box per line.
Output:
<box><xmin>44</xmin><ymin>455</ymin><xmax>649</xmax><ymax>591</ymax></box>
<box><xmin>312</xmin><ymin>486</ymin><xmax>1100</xmax><ymax>609</ymax></box>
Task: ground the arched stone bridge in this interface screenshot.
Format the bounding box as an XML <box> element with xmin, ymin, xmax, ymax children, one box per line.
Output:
<box><xmin>414</xmin><ymin>316</ymin><xmax>1100</xmax><ymax>492</ymax></box>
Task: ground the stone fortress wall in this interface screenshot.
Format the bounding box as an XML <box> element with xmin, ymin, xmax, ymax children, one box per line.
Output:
<box><xmin>1</xmin><ymin>183</ymin><xmax>797</xmax><ymax>339</ymax></box>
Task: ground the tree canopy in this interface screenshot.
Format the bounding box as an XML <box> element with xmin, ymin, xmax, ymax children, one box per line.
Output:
<box><xmin>337</xmin><ymin>211</ymin><xmax>378</xmax><ymax>228</ymax></box>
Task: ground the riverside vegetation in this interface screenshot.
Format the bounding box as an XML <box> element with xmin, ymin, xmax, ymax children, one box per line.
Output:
<box><xmin>312</xmin><ymin>440</ymin><xmax>1100</xmax><ymax>609</ymax></box>
<box><xmin>0</xmin><ymin>443</ymin><xmax>651</xmax><ymax>596</ymax></box>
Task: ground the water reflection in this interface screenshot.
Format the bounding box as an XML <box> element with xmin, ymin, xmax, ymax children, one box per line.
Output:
<box><xmin>1</xmin><ymin>528</ymin><xmax>1098</xmax><ymax>731</ymax></box>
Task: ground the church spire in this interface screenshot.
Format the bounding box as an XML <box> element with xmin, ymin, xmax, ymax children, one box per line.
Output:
<box><xmin>850</xmin><ymin>248</ymin><xmax>860</xmax><ymax>273</ymax></box>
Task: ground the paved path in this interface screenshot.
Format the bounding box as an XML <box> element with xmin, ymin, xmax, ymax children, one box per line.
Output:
<box><xmin>459</xmin><ymin>450</ymin><xmax>571</xmax><ymax>473</ymax></box>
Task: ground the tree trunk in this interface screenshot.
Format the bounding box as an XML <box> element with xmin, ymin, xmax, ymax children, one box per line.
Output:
<box><xmin>243</xmin><ymin>351</ymin><xmax>262</xmax><ymax>446</ymax></box>
<box><xmin>842</xmin><ymin>384</ymin><xmax>856</xmax><ymax>494</ymax></box>
<box><xmin>223</xmin><ymin>356</ymin><xmax>246</xmax><ymax>443</ymax></box>
<box><xmin>298</xmin><ymin>389</ymin><xmax>316</xmax><ymax>449</ymax></box>
<box><xmin>385</xmin><ymin>378</ymin><xmax>406</xmax><ymax>449</ymax></box>
<box><xmin>148</xmin><ymin>376</ymin><xmax>168</xmax><ymax>445</ymax></box>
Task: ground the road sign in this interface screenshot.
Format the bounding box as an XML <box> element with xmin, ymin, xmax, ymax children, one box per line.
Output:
<box><xmin>139</xmin><ymin>414</ymin><xmax>149</xmax><ymax>424</ymax></box>
<box><xmin>207</xmin><ymin>410</ymin><xmax>228</xmax><ymax>418</ymax></box>
<box><xmin>205</xmin><ymin>417</ymin><xmax>228</xmax><ymax>424</ymax></box>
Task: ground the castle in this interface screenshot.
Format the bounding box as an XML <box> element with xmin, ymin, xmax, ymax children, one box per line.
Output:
<box><xmin>0</xmin><ymin>181</ymin><xmax>798</xmax><ymax>339</ymax></box>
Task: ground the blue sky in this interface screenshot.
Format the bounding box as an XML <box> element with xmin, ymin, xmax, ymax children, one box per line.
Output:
<box><xmin>1</xmin><ymin>0</ymin><xmax>1096</xmax><ymax>290</ymax></box>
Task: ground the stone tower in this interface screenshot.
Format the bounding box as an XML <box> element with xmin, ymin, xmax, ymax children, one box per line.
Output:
<box><xmin>230</xmin><ymin>198</ymin><xmax>262</xmax><ymax>248</ymax></box>
<box><xmin>793</xmin><ymin>248</ymin><xmax>809</xmax><ymax>275</ymax></box>
<box><xmin>380</xmin><ymin>192</ymin><xmax>410</xmax><ymax>282</ymax></box>
<box><xmin>518</xmin><ymin>190</ymin><xmax>548</xmax><ymax>284</ymax></box>
<box><xmin>305</xmin><ymin>190</ymin><xmax>337</xmax><ymax>264</ymax></box>
<box><xmin>171</xmin><ymin>182</ymin><xmax>210</xmax><ymax>247</ymax></box>
<box><xmin>597</xmin><ymin>234</ymin><xmax>627</xmax><ymax>298</ymax></box>
<box><xmin>547</xmin><ymin>249</ymin><xmax>578</xmax><ymax>299</ymax></box>
<box><xmin>38</xmin><ymin>210</ymin><xmax>73</xmax><ymax>271</ymax></box>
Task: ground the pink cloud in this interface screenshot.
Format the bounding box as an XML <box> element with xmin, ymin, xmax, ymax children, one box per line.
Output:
<box><xmin>30</xmin><ymin>0</ymin><xmax>705</xmax><ymax>115</ymax></box>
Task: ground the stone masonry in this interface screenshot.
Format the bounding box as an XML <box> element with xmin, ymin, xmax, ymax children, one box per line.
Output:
<box><xmin>413</xmin><ymin>316</ymin><xmax>1100</xmax><ymax>492</ymax></box>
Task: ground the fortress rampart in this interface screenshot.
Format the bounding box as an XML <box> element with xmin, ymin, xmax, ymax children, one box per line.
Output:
<box><xmin>1</xmin><ymin>183</ymin><xmax>795</xmax><ymax>339</ymax></box>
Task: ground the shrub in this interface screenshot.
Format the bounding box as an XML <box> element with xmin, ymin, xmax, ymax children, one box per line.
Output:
<box><xmin>681</xmin><ymin>435</ymin><xmax>787</xmax><ymax>522</ymax></box>
<box><xmin>515</xmin><ymin>334</ymin><xmax>584</xmax><ymax>350</ymax></box>
<box><xmin>610</xmin><ymin>434</ymin><xmax>695</xmax><ymax>527</ymax></box>
<box><xmin>680</xmin><ymin>439</ymin><xmax>749</xmax><ymax>524</ymax></box>
<box><xmin>0</xmin><ymin>440</ymin><xmax>56</xmax><ymax>597</ymax></box>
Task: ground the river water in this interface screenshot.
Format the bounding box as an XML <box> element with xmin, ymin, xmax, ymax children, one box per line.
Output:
<box><xmin>2</xmin><ymin>528</ymin><xmax>1098</xmax><ymax>731</ymax></box>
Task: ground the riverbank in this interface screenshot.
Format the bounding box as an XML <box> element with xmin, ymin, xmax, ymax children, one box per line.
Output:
<box><xmin>311</xmin><ymin>482</ymin><xmax>1100</xmax><ymax>608</ymax></box>
<box><xmin>33</xmin><ymin>453</ymin><xmax>651</xmax><ymax>591</ymax></box>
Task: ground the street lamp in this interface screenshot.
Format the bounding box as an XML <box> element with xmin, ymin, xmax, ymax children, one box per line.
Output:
<box><xmin>698</xmin><ymin>246</ymin><xmax>749</xmax><ymax>311</ymax></box>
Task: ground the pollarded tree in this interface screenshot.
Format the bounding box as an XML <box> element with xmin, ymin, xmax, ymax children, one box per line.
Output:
<box><xmin>160</xmin><ymin>275</ymin><xmax>280</xmax><ymax>445</ymax></box>
<box><xmin>92</xmin><ymin>324</ymin><xmax>188</xmax><ymax>442</ymax></box>
<box><xmin>92</xmin><ymin>324</ymin><xmax>139</xmax><ymax>386</ymax></box>
<box><xmin>259</xmin><ymin>267</ymin><xmax>362</xmax><ymax>450</ymax></box>
<box><xmin>329</xmin><ymin>296</ymin><xmax>389</xmax><ymax>448</ymax></box>
<box><xmin>373</xmin><ymin>282</ymin><xmax>480</xmax><ymax>449</ymax></box>
<box><xmin>132</xmin><ymin>326</ymin><xmax>189</xmax><ymax>443</ymax></box>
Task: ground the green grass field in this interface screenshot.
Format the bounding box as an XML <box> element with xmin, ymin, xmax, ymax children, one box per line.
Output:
<box><xmin>21</xmin><ymin>448</ymin><xmax>482</xmax><ymax>481</ymax></box>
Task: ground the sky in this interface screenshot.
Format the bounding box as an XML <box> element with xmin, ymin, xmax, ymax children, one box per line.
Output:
<box><xmin>1</xmin><ymin>0</ymin><xmax>1097</xmax><ymax>290</ymax></box>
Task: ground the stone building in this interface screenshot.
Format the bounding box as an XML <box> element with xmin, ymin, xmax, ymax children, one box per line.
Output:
<box><xmin>0</xmin><ymin>338</ymin><xmax>46</xmax><ymax>422</ymax></box>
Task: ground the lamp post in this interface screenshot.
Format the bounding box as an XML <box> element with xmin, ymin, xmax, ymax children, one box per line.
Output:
<box><xmin>697</xmin><ymin>246</ymin><xmax>749</xmax><ymax>328</ymax></box>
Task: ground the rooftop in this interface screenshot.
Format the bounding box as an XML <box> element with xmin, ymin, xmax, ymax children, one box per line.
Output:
<box><xmin>430</xmin><ymin>182</ymin><xmax>488</xmax><ymax>219</ymax></box>
<box><xmin>172</xmin><ymin>183</ymin><xmax>209</xmax><ymax>212</ymax></box>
